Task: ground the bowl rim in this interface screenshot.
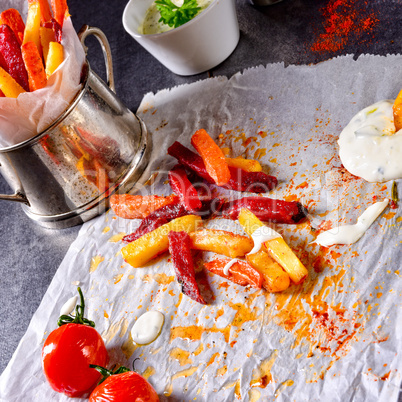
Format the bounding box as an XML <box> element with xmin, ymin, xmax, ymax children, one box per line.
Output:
<box><xmin>122</xmin><ymin>0</ymin><xmax>222</xmax><ymax>39</ymax></box>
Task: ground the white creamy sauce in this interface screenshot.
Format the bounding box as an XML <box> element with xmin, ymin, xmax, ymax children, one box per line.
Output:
<box><xmin>131</xmin><ymin>310</ymin><xmax>165</xmax><ymax>345</ymax></box>
<box><xmin>338</xmin><ymin>100</ymin><xmax>402</xmax><ymax>182</ymax></box>
<box><xmin>140</xmin><ymin>0</ymin><xmax>213</xmax><ymax>34</ymax></box>
<box><xmin>59</xmin><ymin>295</ymin><xmax>77</xmax><ymax>316</ymax></box>
<box><xmin>248</xmin><ymin>226</ymin><xmax>282</xmax><ymax>255</ymax></box>
<box><xmin>223</xmin><ymin>258</ymin><xmax>241</xmax><ymax>276</ymax></box>
<box><xmin>313</xmin><ymin>199</ymin><xmax>389</xmax><ymax>247</ymax></box>
<box><xmin>223</xmin><ymin>226</ymin><xmax>282</xmax><ymax>274</ymax></box>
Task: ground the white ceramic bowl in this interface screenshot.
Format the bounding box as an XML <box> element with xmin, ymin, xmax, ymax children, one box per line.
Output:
<box><xmin>122</xmin><ymin>0</ymin><xmax>240</xmax><ymax>76</ymax></box>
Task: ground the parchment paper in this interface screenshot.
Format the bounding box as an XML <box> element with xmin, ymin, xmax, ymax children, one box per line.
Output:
<box><xmin>1</xmin><ymin>54</ymin><xmax>402</xmax><ymax>402</ymax></box>
<box><xmin>0</xmin><ymin>1</ymin><xmax>85</xmax><ymax>147</ymax></box>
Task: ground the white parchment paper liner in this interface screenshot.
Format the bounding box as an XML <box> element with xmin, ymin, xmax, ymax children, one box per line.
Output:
<box><xmin>0</xmin><ymin>1</ymin><xmax>85</xmax><ymax>148</ymax></box>
<box><xmin>1</xmin><ymin>54</ymin><xmax>402</xmax><ymax>401</ymax></box>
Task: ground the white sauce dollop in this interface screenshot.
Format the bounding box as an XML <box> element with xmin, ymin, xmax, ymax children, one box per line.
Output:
<box><xmin>312</xmin><ymin>199</ymin><xmax>389</xmax><ymax>247</ymax></box>
<box><xmin>338</xmin><ymin>100</ymin><xmax>402</xmax><ymax>182</ymax></box>
<box><xmin>59</xmin><ymin>295</ymin><xmax>77</xmax><ymax>316</ymax></box>
<box><xmin>131</xmin><ymin>311</ymin><xmax>165</xmax><ymax>345</ymax></box>
<box><xmin>223</xmin><ymin>258</ymin><xmax>241</xmax><ymax>276</ymax></box>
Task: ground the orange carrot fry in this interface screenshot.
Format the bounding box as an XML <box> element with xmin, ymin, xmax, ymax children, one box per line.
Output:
<box><xmin>191</xmin><ymin>129</ymin><xmax>231</xmax><ymax>186</ymax></box>
<box><xmin>36</xmin><ymin>0</ymin><xmax>53</xmax><ymax>24</ymax></box>
<box><xmin>393</xmin><ymin>89</ymin><xmax>402</xmax><ymax>132</ymax></box>
<box><xmin>0</xmin><ymin>9</ymin><xmax>25</xmax><ymax>45</ymax></box>
<box><xmin>204</xmin><ymin>258</ymin><xmax>262</xmax><ymax>289</ymax></box>
<box><xmin>110</xmin><ymin>194</ymin><xmax>179</xmax><ymax>219</ymax></box>
<box><xmin>51</xmin><ymin>0</ymin><xmax>69</xmax><ymax>27</ymax></box>
<box><xmin>21</xmin><ymin>41</ymin><xmax>47</xmax><ymax>91</ymax></box>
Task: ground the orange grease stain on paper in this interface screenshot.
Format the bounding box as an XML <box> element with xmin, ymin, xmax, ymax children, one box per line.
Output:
<box><xmin>90</xmin><ymin>255</ymin><xmax>104</xmax><ymax>273</ymax></box>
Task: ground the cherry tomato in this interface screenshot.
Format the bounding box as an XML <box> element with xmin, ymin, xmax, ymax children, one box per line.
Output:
<box><xmin>42</xmin><ymin>287</ymin><xmax>109</xmax><ymax>397</ymax></box>
<box><xmin>89</xmin><ymin>371</ymin><xmax>159</xmax><ymax>402</ymax></box>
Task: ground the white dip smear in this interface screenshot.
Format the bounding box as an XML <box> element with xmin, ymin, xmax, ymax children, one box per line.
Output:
<box><xmin>313</xmin><ymin>199</ymin><xmax>389</xmax><ymax>247</ymax></box>
<box><xmin>248</xmin><ymin>225</ymin><xmax>282</xmax><ymax>255</ymax></box>
<box><xmin>59</xmin><ymin>295</ymin><xmax>77</xmax><ymax>316</ymax></box>
<box><xmin>131</xmin><ymin>311</ymin><xmax>165</xmax><ymax>345</ymax></box>
<box><xmin>223</xmin><ymin>258</ymin><xmax>241</xmax><ymax>276</ymax></box>
<box><xmin>338</xmin><ymin>100</ymin><xmax>402</xmax><ymax>182</ymax></box>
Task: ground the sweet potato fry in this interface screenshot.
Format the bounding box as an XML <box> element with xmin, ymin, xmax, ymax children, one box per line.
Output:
<box><xmin>222</xmin><ymin>196</ymin><xmax>308</xmax><ymax>224</ymax></box>
<box><xmin>121</xmin><ymin>215</ymin><xmax>202</xmax><ymax>268</ymax></box>
<box><xmin>393</xmin><ymin>88</ymin><xmax>402</xmax><ymax>132</ymax></box>
<box><xmin>21</xmin><ymin>41</ymin><xmax>47</xmax><ymax>91</ymax></box>
<box><xmin>51</xmin><ymin>0</ymin><xmax>69</xmax><ymax>27</ymax></box>
<box><xmin>110</xmin><ymin>194</ymin><xmax>179</xmax><ymax>219</ymax></box>
<box><xmin>168</xmin><ymin>231</ymin><xmax>206</xmax><ymax>304</ymax></box>
<box><xmin>0</xmin><ymin>66</ymin><xmax>26</xmax><ymax>98</ymax></box>
<box><xmin>0</xmin><ymin>9</ymin><xmax>25</xmax><ymax>45</ymax></box>
<box><xmin>189</xmin><ymin>228</ymin><xmax>253</xmax><ymax>258</ymax></box>
<box><xmin>204</xmin><ymin>258</ymin><xmax>262</xmax><ymax>289</ymax></box>
<box><xmin>122</xmin><ymin>201</ymin><xmax>189</xmax><ymax>244</ymax></box>
<box><xmin>0</xmin><ymin>24</ymin><xmax>29</xmax><ymax>91</ymax></box>
<box><xmin>246</xmin><ymin>250</ymin><xmax>290</xmax><ymax>292</ymax></box>
<box><xmin>169</xmin><ymin>164</ymin><xmax>202</xmax><ymax>211</ymax></box>
<box><xmin>238</xmin><ymin>208</ymin><xmax>308</xmax><ymax>284</ymax></box>
<box><xmin>225</xmin><ymin>157</ymin><xmax>262</xmax><ymax>172</ymax></box>
<box><xmin>45</xmin><ymin>41</ymin><xmax>63</xmax><ymax>78</ymax></box>
<box><xmin>191</xmin><ymin>129</ymin><xmax>231</xmax><ymax>186</ymax></box>
<box><xmin>23</xmin><ymin>1</ymin><xmax>42</xmax><ymax>57</ymax></box>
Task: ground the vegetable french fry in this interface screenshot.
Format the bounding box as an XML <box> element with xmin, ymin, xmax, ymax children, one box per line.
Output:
<box><xmin>222</xmin><ymin>196</ymin><xmax>308</xmax><ymax>224</ymax></box>
<box><xmin>225</xmin><ymin>157</ymin><xmax>262</xmax><ymax>172</ymax></box>
<box><xmin>189</xmin><ymin>228</ymin><xmax>253</xmax><ymax>258</ymax></box>
<box><xmin>393</xmin><ymin>88</ymin><xmax>402</xmax><ymax>132</ymax></box>
<box><xmin>191</xmin><ymin>129</ymin><xmax>231</xmax><ymax>186</ymax></box>
<box><xmin>168</xmin><ymin>141</ymin><xmax>277</xmax><ymax>193</ymax></box>
<box><xmin>43</xmin><ymin>18</ymin><xmax>62</xmax><ymax>43</ymax></box>
<box><xmin>0</xmin><ymin>66</ymin><xmax>26</xmax><ymax>98</ymax></box>
<box><xmin>51</xmin><ymin>0</ymin><xmax>69</xmax><ymax>27</ymax></box>
<box><xmin>122</xmin><ymin>201</ymin><xmax>189</xmax><ymax>244</ymax></box>
<box><xmin>204</xmin><ymin>258</ymin><xmax>262</xmax><ymax>289</ymax></box>
<box><xmin>168</xmin><ymin>231</ymin><xmax>206</xmax><ymax>304</ymax></box>
<box><xmin>246</xmin><ymin>250</ymin><xmax>290</xmax><ymax>292</ymax></box>
<box><xmin>45</xmin><ymin>41</ymin><xmax>63</xmax><ymax>78</ymax></box>
<box><xmin>37</xmin><ymin>0</ymin><xmax>53</xmax><ymax>24</ymax></box>
<box><xmin>0</xmin><ymin>24</ymin><xmax>29</xmax><ymax>91</ymax></box>
<box><xmin>23</xmin><ymin>0</ymin><xmax>42</xmax><ymax>57</ymax></box>
<box><xmin>110</xmin><ymin>194</ymin><xmax>179</xmax><ymax>219</ymax></box>
<box><xmin>169</xmin><ymin>164</ymin><xmax>202</xmax><ymax>211</ymax></box>
<box><xmin>0</xmin><ymin>9</ymin><xmax>25</xmax><ymax>45</ymax></box>
<box><xmin>40</xmin><ymin>27</ymin><xmax>56</xmax><ymax>61</ymax></box>
<box><xmin>121</xmin><ymin>215</ymin><xmax>202</xmax><ymax>268</ymax></box>
<box><xmin>21</xmin><ymin>41</ymin><xmax>47</xmax><ymax>91</ymax></box>
<box><xmin>238</xmin><ymin>208</ymin><xmax>308</xmax><ymax>284</ymax></box>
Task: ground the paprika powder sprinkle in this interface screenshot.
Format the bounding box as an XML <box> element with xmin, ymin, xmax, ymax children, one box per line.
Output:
<box><xmin>311</xmin><ymin>0</ymin><xmax>379</xmax><ymax>54</ymax></box>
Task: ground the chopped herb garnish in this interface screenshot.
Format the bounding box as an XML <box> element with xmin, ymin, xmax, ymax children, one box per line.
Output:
<box><xmin>155</xmin><ymin>0</ymin><xmax>201</xmax><ymax>29</ymax></box>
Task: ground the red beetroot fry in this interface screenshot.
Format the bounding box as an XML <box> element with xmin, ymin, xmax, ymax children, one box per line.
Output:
<box><xmin>168</xmin><ymin>231</ymin><xmax>206</xmax><ymax>305</ymax></box>
<box><xmin>43</xmin><ymin>18</ymin><xmax>63</xmax><ymax>43</ymax></box>
<box><xmin>0</xmin><ymin>24</ymin><xmax>29</xmax><ymax>91</ymax></box>
<box><xmin>167</xmin><ymin>142</ymin><xmax>277</xmax><ymax>193</ymax></box>
<box><xmin>221</xmin><ymin>197</ymin><xmax>308</xmax><ymax>224</ymax></box>
<box><xmin>169</xmin><ymin>165</ymin><xmax>202</xmax><ymax>211</ymax></box>
<box><xmin>204</xmin><ymin>258</ymin><xmax>262</xmax><ymax>289</ymax></box>
<box><xmin>122</xmin><ymin>201</ymin><xmax>189</xmax><ymax>244</ymax></box>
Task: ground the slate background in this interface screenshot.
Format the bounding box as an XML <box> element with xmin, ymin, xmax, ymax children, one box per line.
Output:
<box><xmin>1</xmin><ymin>0</ymin><xmax>401</xmax><ymax>377</ymax></box>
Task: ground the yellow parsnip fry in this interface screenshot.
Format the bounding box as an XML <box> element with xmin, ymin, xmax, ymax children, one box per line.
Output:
<box><xmin>121</xmin><ymin>215</ymin><xmax>202</xmax><ymax>268</ymax></box>
<box><xmin>45</xmin><ymin>42</ymin><xmax>64</xmax><ymax>78</ymax></box>
<box><xmin>225</xmin><ymin>157</ymin><xmax>262</xmax><ymax>172</ymax></box>
<box><xmin>23</xmin><ymin>1</ymin><xmax>42</xmax><ymax>57</ymax></box>
<box><xmin>0</xmin><ymin>67</ymin><xmax>26</xmax><ymax>98</ymax></box>
<box><xmin>189</xmin><ymin>228</ymin><xmax>253</xmax><ymax>258</ymax></box>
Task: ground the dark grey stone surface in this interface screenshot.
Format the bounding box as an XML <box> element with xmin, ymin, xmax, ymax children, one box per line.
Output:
<box><xmin>1</xmin><ymin>0</ymin><xmax>401</xmax><ymax>376</ymax></box>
